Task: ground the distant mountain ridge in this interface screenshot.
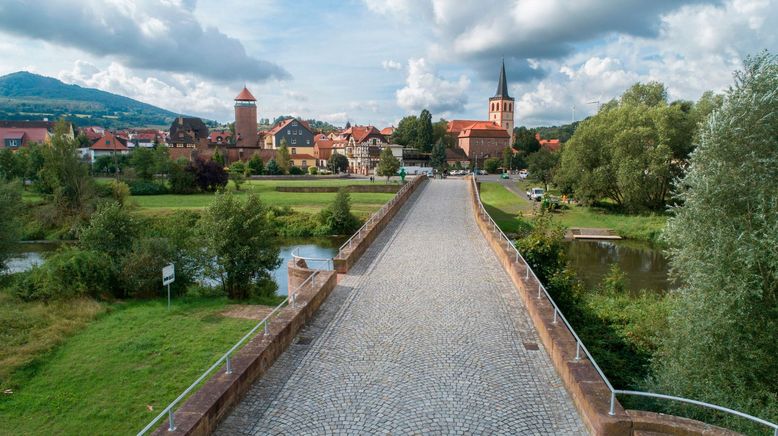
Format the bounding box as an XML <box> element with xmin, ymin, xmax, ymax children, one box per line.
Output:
<box><xmin>0</xmin><ymin>71</ymin><xmax>208</xmax><ymax>128</ymax></box>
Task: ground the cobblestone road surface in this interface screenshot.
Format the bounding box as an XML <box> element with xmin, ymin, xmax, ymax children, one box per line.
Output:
<box><xmin>217</xmin><ymin>179</ymin><xmax>586</xmax><ymax>435</ymax></box>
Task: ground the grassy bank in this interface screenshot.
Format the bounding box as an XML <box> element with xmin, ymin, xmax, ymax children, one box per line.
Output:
<box><xmin>0</xmin><ymin>295</ymin><xmax>258</xmax><ymax>435</ymax></box>
<box><xmin>132</xmin><ymin>179</ymin><xmax>395</xmax><ymax>217</ymax></box>
<box><xmin>481</xmin><ymin>181</ymin><xmax>667</xmax><ymax>242</ymax></box>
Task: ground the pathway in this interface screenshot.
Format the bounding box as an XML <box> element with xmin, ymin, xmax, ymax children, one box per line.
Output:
<box><xmin>217</xmin><ymin>179</ymin><xmax>586</xmax><ymax>435</ymax></box>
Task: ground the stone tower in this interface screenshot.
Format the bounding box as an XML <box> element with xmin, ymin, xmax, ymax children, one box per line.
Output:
<box><xmin>488</xmin><ymin>60</ymin><xmax>515</xmax><ymax>144</ymax></box>
<box><xmin>234</xmin><ymin>86</ymin><xmax>258</xmax><ymax>147</ymax></box>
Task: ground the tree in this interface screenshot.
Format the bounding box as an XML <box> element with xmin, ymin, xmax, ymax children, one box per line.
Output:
<box><xmin>79</xmin><ymin>201</ymin><xmax>138</xmax><ymax>259</ymax></box>
<box><xmin>169</xmin><ymin>159</ymin><xmax>197</xmax><ymax>194</ymax></box>
<box><xmin>429</xmin><ymin>139</ymin><xmax>447</xmax><ymax>171</ymax></box>
<box><xmin>416</xmin><ymin>109</ymin><xmax>433</xmax><ymax>152</ymax></box>
<box><xmin>265</xmin><ymin>159</ymin><xmax>282</xmax><ymax>175</ymax></box>
<box><xmin>130</xmin><ymin>147</ymin><xmax>157</xmax><ymax>180</ymax></box>
<box><xmin>0</xmin><ymin>181</ymin><xmax>22</xmax><ymax>270</ymax></box>
<box><xmin>527</xmin><ymin>149</ymin><xmax>559</xmax><ymax>191</ymax></box>
<box><xmin>556</xmin><ymin>81</ymin><xmax>695</xmax><ymax>211</ymax></box>
<box><xmin>276</xmin><ymin>141</ymin><xmax>291</xmax><ymax>174</ymax></box>
<box><xmin>247</xmin><ymin>154</ymin><xmax>264</xmax><ymax>175</ymax></box>
<box><xmin>432</xmin><ymin>118</ymin><xmax>451</xmax><ymax>147</ymax></box>
<box><xmin>39</xmin><ymin>121</ymin><xmax>95</xmax><ymax>217</ymax></box>
<box><xmin>513</xmin><ymin>126</ymin><xmax>540</xmax><ymax>154</ymax></box>
<box><xmin>650</xmin><ymin>52</ymin><xmax>778</xmax><ymax>430</ymax></box>
<box><xmin>320</xmin><ymin>188</ymin><xmax>359</xmax><ymax>235</ymax></box>
<box><xmin>190</xmin><ymin>158</ymin><xmax>228</xmax><ymax>192</ymax></box>
<box><xmin>328</xmin><ymin>152</ymin><xmax>349</xmax><ymax>173</ymax></box>
<box><xmin>212</xmin><ymin>150</ymin><xmax>225</xmax><ymax>167</ymax></box>
<box><xmin>392</xmin><ymin>115</ymin><xmax>418</xmax><ymax>146</ymax></box>
<box><xmin>621</xmin><ymin>81</ymin><xmax>667</xmax><ymax>107</ymax></box>
<box><xmin>0</xmin><ymin>148</ymin><xmax>21</xmax><ymax>181</ymax></box>
<box><xmin>484</xmin><ymin>157</ymin><xmax>501</xmax><ymax>174</ymax></box>
<box><xmin>199</xmin><ymin>194</ymin><xmax>280</xmax><ymax>300</ymax></box>
<box><xmin>229</xmin><ymin>161</ymin><xmax>247</xmax><ymax>190</ymax></box>
<box><xmin>375</xmin><ymin>147</ymin><xmax>400</xmax><ymax>182</ymax></box>
<box><xmin>16</xmin><ymin>143</ymin><xmax>45</xmax><ymax>189</ymax></box>
<box><xmin>152</xmin><ymin>145</ymin><xmax>171</xmax><ymax>176</ymax></box>
<box><xmin>501</xmin><ymin>147</ymin><xmax>513</xmax><ymax>172</ymax></box>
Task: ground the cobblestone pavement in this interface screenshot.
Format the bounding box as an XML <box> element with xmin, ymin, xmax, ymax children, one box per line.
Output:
<box><xmin>217</xmin><ymin>179</ymin><xmax>587</xmax><ymax>435</ymax></box>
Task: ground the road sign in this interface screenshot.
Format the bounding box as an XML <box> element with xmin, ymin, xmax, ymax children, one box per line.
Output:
<box><xmin>162</xmin><ymin>264</ymin><xmax>175</xmax><ymax>286</ymax></box>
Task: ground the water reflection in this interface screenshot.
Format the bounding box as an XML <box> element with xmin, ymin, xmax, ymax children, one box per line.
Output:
<box><xmin>5</xmin><ymin>243</ymin><xmax>59</xmax><ymax>273</ymax></box>
<box><xmin>565</xmin><ymin>240</ymin><xmax>670</xmax><ymax>293</ymax></box>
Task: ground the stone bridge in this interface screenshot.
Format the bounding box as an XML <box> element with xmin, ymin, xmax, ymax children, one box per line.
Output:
<box><xmin>216</xmin><ymin>179</ymin><xmax>586</xmax><ymax>435</ymax></box>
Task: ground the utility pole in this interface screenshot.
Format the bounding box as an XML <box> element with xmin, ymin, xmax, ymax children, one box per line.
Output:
<box><xmin>587</xmin><ymin>99</ymin><xmax>601</xmax><ymax>113</ymax></box>
<box><xmin>572</xmin><ymin>105</ymin><xmax>576</xmax><ymax>123</ymax></box>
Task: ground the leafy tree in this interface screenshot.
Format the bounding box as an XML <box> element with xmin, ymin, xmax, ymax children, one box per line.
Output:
<box><xmin>432</xmin><ymin>118</ymin><xmax>451</xmax><ymax>148</ymax></box>
<box><xmin>501</xmin><ymin>147</ymin><xmax>513</xmax><ymax>172</ymax></box>
<box><xmin>328</xmin><ymin>152</ymin><xmax>349</xmax><ymax>173</ymax></box>
<box><xmin>39</xmin><ymin>121</ymin><xmax>95</xmax><ymax>217</ymax></box>
<box><xmin>376</xmin><ymin>147</ymin><xmax>400</xmax><ymax>182</ymax></box>
<box><xmin>110</xmin><ymin>179</ymin><xmax>130</xmax><ymax>206</ymax></box>
<box><xmin>130</xmin><ymin>147</ymin><xmax>157</xmax><ymax>180</ymax></box>
<box><xmin>152</xmin><ymin>145</ymin><xmax>171</xmax><ymax>176</ymax></box>
<box><xmin>320</xmin><ymin>188</ymin><xmax>359</xmax><ymax>235</ymax></box>
<box><xmin>79</xmin><ymin>201</ymin><xmax>138</xmax><ymax>259</ymax></box>
<box><xmin>276</xmin><ymin>141</ymin><xmax>291</xmax><ymax>173</ymax></box>
<box><xmin>392</xmin><ymin>115</ymin><xmax>418</xmax><ymax>146</ymax></box>
<box><xmin>289</xmin><ymin>165</ymin><xmax>304</xmax><ymax>175</ymax></box>
<box><xmin>229</xmin><ymin>161</ymin><xmax>247</xmax><ymax>191</ymax></box>
<box><xmin>265</xmin><ymin>159</ymin><xmax>283</xmax><ymax>175</ymax></box>
<box><xmin>0</xmin><ymin>181</ymin><xmax>22</xmax><ymax>270</ymax></box>
<box><xmin>0</xmin><ymin>148</ymin><xmax>21</xmax><ymax>181</ymax></box>
<box><xmin>513</xmin><ymin>126</ymin><xmax>540</xmax><ymax>154</ymax></box>
<box><xmin>527</xmin><ymin>149</ymin><xmax>559</xmax><ymax>191</ymax></box>
<box><xmin>484</xmin><ymin>157</ymin><xmax>500</xmax><ymax>174</ymax></box>
<box><xmin>556</xmin><ymin>81</ymin><xmax>695</xmax><ymax>211</ymax></box>
<box><xmin>199</xmin><ymin>194</ymin><xmax>280</xmax><ymax>300</ymax></box>
<box><xmin>212</xmin><ymin>150</ymin><xmax>225</xmax><ymax>167</ymax></box>
<box><xmin>650</xmin><ymin>52</ymin><xmax>778</xmax><ymax>431</ymax></box>
<box><xmin>16</xmin><ymin>143</ymin><xmax>45</xmax><ymax>189</ymax></box>
<box><xmin>416</xmin><ymin>109</ymin><xmax>433</xmax><ymax>152</ymax></box>
<box><xmin>308</xmin><ymin>166</ymin><xmax>318</xmax><ymax>175</ymax></box>
<box><xmin>190</xmin><ymin>158</ymin><xmax>228</xmax><ymax>192</ymax></box>
<box><xmin>247</xmin><ymin>154</ymin><xmax>264</xmax><ymax>175</ymax></box>
<box><xmin>430</xmin><ymin>139</ymin><xmax>447</xmax><ymax>171</ymax></box>
<box><xmin>169</xmin><ymin>158</ymin><xmax>197</xmax><ymax>194</ymax></box>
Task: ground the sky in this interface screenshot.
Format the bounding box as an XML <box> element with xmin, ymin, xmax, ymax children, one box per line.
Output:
<box><xmin>0</xmin><ymin>0</ymin><xmax>776</xmax><ymax>128</ymax></box>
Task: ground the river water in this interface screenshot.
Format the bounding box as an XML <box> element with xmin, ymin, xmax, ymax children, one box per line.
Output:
<box><xmin>565</xmin><ymin>239</ymin><xmax>671</xmax><ymax>293</ymax></box>
<box><xmin>4</xmin><ymin>238</ymin><xmax>343</xmax><ymax>296</ymax></box>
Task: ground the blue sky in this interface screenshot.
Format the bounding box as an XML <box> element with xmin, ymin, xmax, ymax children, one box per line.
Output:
<box><xmin>0</xmin><ymin>0</ymin><xmax>776</xmax><ymax>128</ymax></box>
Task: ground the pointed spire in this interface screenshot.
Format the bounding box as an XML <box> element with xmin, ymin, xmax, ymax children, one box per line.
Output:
<box><xmin>493</xmin><ymin>59</ymin><xmax>511</xmax><ymax>99</ymax></box>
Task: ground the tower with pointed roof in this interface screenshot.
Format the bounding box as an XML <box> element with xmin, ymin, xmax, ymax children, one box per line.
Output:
<box><xmin>234</xmin><ymin>86</ymin><xmax>258</xmax><ymax>147</ymax></box>
<box><xmin>488</xmin><ymin>60</ymin><xmax>515</xmax><ymax>144</ymax></box>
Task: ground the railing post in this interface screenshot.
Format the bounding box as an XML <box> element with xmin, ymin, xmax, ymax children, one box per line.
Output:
<box><xmin>168</xmin><ymin>408</ymin><xmax>176</xmax><ymax>431</ymax></box>
<box><xmin>264</xmin><ymin>319</ymin><xmax>270</xmax><ymax>336</ymax></box>
<box><xmin>525</xmin><ymin>267</ymin><xmax>529</xmax><ymax>279</ymax></box>
<box><xmin>553</xmin><ymin>308</ymin><xmax>558</xmax><ymax>324</ymax></box>
<box><xmin>225</xmin><ymin>354</ymin><xmax>232</xmax><ymax>374</ymax></box>
<box><xmin>609</xmin><ymin>391</ymin><xmax>616</xmax><ymax>415</ymax></box>
<box><xmin>537</xmin><ymin>283</ymin><xmax>542</xmax><ymax>299</ymax></box>
<box><xmin>575</xmin><ymin>341</ymin><xmax>581</xmax><ymax>361</ymax></box>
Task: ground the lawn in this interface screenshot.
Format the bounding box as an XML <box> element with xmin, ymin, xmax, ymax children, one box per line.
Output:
<box><xmin>0</xmin><ymin>295</ymin><xmax>258</xmax><ymax>435</ymax></box>
<box><xmin>479</xmin><ymin>180</ymin><xmax>667</xmax><ymax>242</ymax></box>
<box><xmin>131</xmin><ymin>179</ymin><xmax>395</xmax><ymax>217</ymax></box>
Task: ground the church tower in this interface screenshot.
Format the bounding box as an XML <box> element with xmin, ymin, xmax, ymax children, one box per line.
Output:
<box><xmin>488</xmin><ymin>60</ymin><xmax>515</xmax><ymax>144</ymax></box>
<box><xmin>234</xmin><ymin>87</ymin><xmax>258</xmax><ymax>147</ymax></box>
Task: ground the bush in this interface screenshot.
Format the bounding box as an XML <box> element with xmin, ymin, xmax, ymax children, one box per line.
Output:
<box><xmin>93</xmin><ymin>182</ymin><xmax>114</xmax><ymax>198</ymax></box>
<box><xmin>14</xmin><ymin>248</ymin><xmax>115</xmax><ymax>300</ymax></box>
<box><xmin>308</xmin><ymin>166</ymin><xmax>318</xmax><ymax>175</ymax></box>
<box><xmin>484</xmin><ymin>157</ymin><xmax>501</xmax><ymax>174</ymax></box>
<box><xmin>191</xmin><ymin>158</ymin><xmax>228</xmax><ymax>192</ymax></box>
<box><xmin>79</xmin><ymin>202</ymin><xmax>138</xmax><ymax>258</ymax></box>
<box><xmin>128</xmin><ymin>179</ymin><xmax>169</xmax><ymax>195</ymax></box>
<box><xmin>265</xmin><ymin>159</ymin><xmax>282</xmax><ymax>175</ymax></box>
<box><xmin>110</xmin><ymin>180</ymin><xmax>130</xmax><ymax>205</ymax></box>
<box><xmin>320</xmin><ymin>188</ymin><xmax>359</xmax><ymax>235</ymax></box>
<box><xmin>169</xmin><ymin>160</ymin><xmax>197</xmax><ymax>194</ymax></box>
<box><xmin>289</xmin><ymin>165</ymin><xmax>304</xmax><ymax>175</ymax></box>
<box><xmin>247</xmin><ymin>154</ymin><xmax>264</xmax><ymax>175</ymax></box>
<box><xmin>120</xmin><ymin>237</ymin><xmax>177</xmax><ymax>298</ymax></box>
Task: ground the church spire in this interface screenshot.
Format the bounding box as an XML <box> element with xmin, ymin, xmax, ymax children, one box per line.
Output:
<box><xmin>493</xmin><ymin>59</ymin><xmax>511</xmax><ymax>99</ymax></box>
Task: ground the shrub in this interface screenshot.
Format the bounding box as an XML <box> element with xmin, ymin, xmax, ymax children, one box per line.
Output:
<box><xmin>265</xmin><ymin>159</ymin><xmax>282</xmax><ymax>175</ymax></box>
<box><xmin>169</xmin><ymin>160</ymin><xmax>197</xmax><ymax>194</ymax></box>
<box><xmin>120</xmin><ymin>237</ymin><xmax>177</xmax><ymax>298</ymax></box>
<box><xmin>191</xmin><ymin>158</ymin><xmax>228</xmax><ymax>192</ymax></box>
<box><xmin>14</xmin><ymin>248</ymin><xmax>115</xmax><ymax>300</ymax></box>
<box><xmin>308</xmin><ymin>166</ymin><xmax>318</xmax><ymax>175</ymax></box>
<box><xmin>288</xmin><ymin>165</ymin><xmax>304</xmax><ymax>175</ymax></box>
<box><xmin>247</xmin><ymin>154</ymin><xmax>264</xmax><ymax>175</ymax></box>
<box><xmin>128</xmin><ymin>179</ymin><xmax>169</xmax><ymax>195</ymax></box>
<box><xmin>320</xmin><ymin>187</ymin><xmax>359</xmax><ymax>235</ymax></box>
<box><xmin>110</xmin><ymin>179</ymin><xmax>131</xmax><ymax>205</ymax></box>
<box><xmin>484</xmin><ymin>157</ymin><xmax>501</xmax><ymax>174</ymax></box>
<box><xmin>0</xmin><ymin>181</ymin><xmax>22</xmax><ymax>269</ymax></box>
<box><xmin>79</xmin><ymin>202</ymin><xmax>138</xmax><ymax>258</ymax></box>
<box><xmin>229</xmin><ymin>162</ymin><xmax>246</xmax><ymax>190</ymax></box>
<box><xmin>93</xmin><ymin>182</ymin><xmax>114</xmax><ymax>198</ymax></box>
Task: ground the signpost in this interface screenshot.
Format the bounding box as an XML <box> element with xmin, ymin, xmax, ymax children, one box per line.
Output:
<box><xmin>162</xmin><ymin>263</ymin><xmax>175</xmax><ymax>310</ymax></box>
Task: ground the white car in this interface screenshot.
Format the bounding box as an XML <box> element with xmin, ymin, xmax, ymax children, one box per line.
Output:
<box><xmin>527</xmin><ymin>187</ymin><xmax>544</xmax><ymax>201</ymax></box>
<box><xmin>518</xmin><ymin>169</ymin><xmax>528</xmax><ymax>179</ymax></box>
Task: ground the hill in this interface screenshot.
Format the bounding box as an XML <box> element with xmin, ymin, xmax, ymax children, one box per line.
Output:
<box><xmin>0</xmin><ymin>71</ymin><xmax>208</xmax><ymax>129</ymax></box>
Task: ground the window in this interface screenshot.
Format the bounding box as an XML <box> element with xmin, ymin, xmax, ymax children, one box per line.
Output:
<box><xmin>306</xmin><ymin>140</ymin><xmax>310</xmax><ymax>145</ymax></box>
<box><xmin>4</xmin><ymin>139</ymin><xmax>20</xmax><ymax>147</ymax></box>
<box><xmin>291</xmin><ymin>139</ymin><xmax>297</xmax><ymax>145</ymax></box>
<box><xmin>287</xmin><ymin>129</ymin><xmax>290</xmax><ymax>135</ymax></box>
<box><xmin>106</xmin><ymin>140</ymin><xmax>111</xmax><ymax>145</ymax></box>
<box><xmin>292</xmin><ymin>121</ymin><xmax>298</xmax><ymax>126</ymax></box>
<box><xmin>292</xmin><ymin>148</ymin><xmax>297</xmax><ymax>154</ymax></box>
<box><xmin>302</xmin><ymin>160</ymin><xmax>307</xmax><ymax>167</ymax></box>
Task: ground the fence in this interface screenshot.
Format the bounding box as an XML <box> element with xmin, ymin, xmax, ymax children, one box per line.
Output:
<box><xmin>470</xmin><ymin>175</ymin><xmax>777</xmax><ymax>436</ymax></box>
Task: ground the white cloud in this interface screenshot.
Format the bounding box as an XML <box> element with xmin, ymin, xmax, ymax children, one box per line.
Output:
<box><xmin>395</xmin><ymin>58</ymin><xmax>470</xmax><ymax>113</ymax></box>
<box><xmin>381</xmin><ymin>60</ymin><xmax>403</xmax><ymax>71</ymax></box>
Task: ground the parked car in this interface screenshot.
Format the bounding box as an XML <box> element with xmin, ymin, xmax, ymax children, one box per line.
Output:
<box><xmin>518</xmin><ymin>169</ymin><xmax>528</xmax><ymax>179</ymax></box>
<box><xmin>526</xmin><ymin>187</ymin><xmax>544</xmax><ymax>201</ymax></box>
<box><xmin>499</xmin><ymin>173</ymin><xmax>510</xmax><ymax>179</ymax></box>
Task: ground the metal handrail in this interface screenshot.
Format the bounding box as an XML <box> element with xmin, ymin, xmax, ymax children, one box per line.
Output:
<box><xmin>137</xmin><ymin>270</ymin><xmax>323</xmax><ymax>435</ymax></box>
<box><xmin>291</xmin><ymin>248</ymin><xmax>334</xmax><ymax>271</ymax></box>
<box><xmin>470</xmin><ymin>176</ymin><xmax>778</xmax><ymax>435</ymax></box>
<box><xmin>337</xmin><ymin>176</ymin><xmax>420</xmax><ymax>255</ymax></box>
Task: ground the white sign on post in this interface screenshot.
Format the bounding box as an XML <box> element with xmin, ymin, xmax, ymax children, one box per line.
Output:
<box><xmin>162</xmin><ymin>264</ymin><xmax>175</xmax><ymax>286</ymax></box>
<box><xmin>163</xmin><ymin>263</ymin><xmax>175</xmax><ymax>310</ymax></box>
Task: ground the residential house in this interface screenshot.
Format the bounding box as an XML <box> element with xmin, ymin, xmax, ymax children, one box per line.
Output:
<box><xmin>264</xmin><ymin>118</ymin><xmax>314</xmax><ymax>150</ymax></box>
<box><xmin>536</xmin><ymin>132</ymin><xmax>562</xmax><ymax>152</ymax></box>
<box><xmin>167</xmin><ymin>117</ymin><xmax>209</xmax><ymax>160</ymax></box>
<box><xmin>457</xmin><ymin>121</ymin><xmax>511</xmax><ymax>160</ymax></box>
<box><xmin>0</xmin><ymin>120</ymin><xmax>74</xmax><ymax>148</ymax></box>
<box><xmin>85</xmin><ymin>131</ymin><xmax>129</xmax><ymax>162</ymax></box>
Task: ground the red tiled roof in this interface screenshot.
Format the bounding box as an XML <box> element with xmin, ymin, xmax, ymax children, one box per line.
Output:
<box><xmin>380</xmin><ymin>126</ymin><xmax>394</xmax><ymax>136</ymax></box>
<box><xmin>0</xmin><ymin>127</ymin><xmax>48</xmax><ymax>143</ymax></box>
<box><xmin>208</xmin><ymin>130</ymin><xmax>233</xmax><ymax>143</ymax></box>
<box><xmin>235</xmin><ymin>87</ymin><xmax>256</xmax><ymax>101</ymax></box>
<box><xmin>458</xmin><ymin>121</ymin><xmax>510</xmax><ymax>139</ymax></box>
<box><xmin>91</xmin><ymin>132</ymin><xmax>129</xmax><ymax>151</ymax></box>
<box><xmin>290</xmin><ymin>153</ymin><xmax>316</xmax><ymax>160</ymax></box>
<box><xmin>447</xmin><ymin>120</ymin><xmax>483</xmax><ymax>134</ymax></box>
<box><xmin>343</xmin><ymin>125</ymin><xmax>385</xmax><ymax>143</ymax></box>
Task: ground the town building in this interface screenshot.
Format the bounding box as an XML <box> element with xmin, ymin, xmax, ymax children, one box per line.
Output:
<box><xmin>339</xmin><ymin>125</ymin><xmax>390</xmax><ymax>174</ymax></box>
<box><xmin>167</xmin><ymin>117</ymin><xmax>209</xmax><ymax>160</ymax></box>
<box><xmin>84</xmin><ymin>131</ymin><xmax>129</xmax><ymax>162</ymax></box>
<box><xmin>234</xmin><ymin>87</ymin><xmax>259</xmax><ymax>147</ymax></box>
<box><xmin>536</xmin><ymin>132</ymin><xmax>562</xmax><ymax>152</ymax></box>
<box><xmin>488</xmin><ymin>60</ymin><xmax>515</xmax><ymax>144</ymax></box>
<box><xmin>0</xmin><ymin>120</ymin><xmax>74</xmax><ymax>149</ymax></box>
<box><xmin>264</xmin><ymin>118</ymin><xmax>314</xmax><ymax>149</ymax></box>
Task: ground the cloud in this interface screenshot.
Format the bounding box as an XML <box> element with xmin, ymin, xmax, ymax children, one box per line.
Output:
<box><xmin>0</xmin><ymin>0</ymin><xmax>288</xmax><ymax>83</ymax></box>
<box><xmin>395</xmin><ymin>58</ymin><xmax>470</xmax><ymax>113</ymax></box>
<box><xmin>58</xmin><ymin>60</ymin><xmax>233</xmax><ymax>120</ymax></box>
<box><xmin>381</xmin><ymin>60</ymin><xmax>403</xmax><ymax>71</ymax></box>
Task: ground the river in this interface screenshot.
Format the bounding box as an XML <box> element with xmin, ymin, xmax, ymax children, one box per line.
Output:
<box><xmin>565</xmin><ymin>239</ymin><xmax>671</xmax><ymax>293</ymax></box>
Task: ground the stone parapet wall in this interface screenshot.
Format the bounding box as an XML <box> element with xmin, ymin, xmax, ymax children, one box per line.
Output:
<box><xmin>151</xmin><ymin>261</ymin><xmax>337</xmax><ymax>436</ymax></box>
<box><xmin>276</xmin><ymin>185</ymin><xmax>400</xmax><ymax>193</ymax></box>
<box><xmin>466</xmin><ymin>177</ymin><xmax>736</xmax><ymax>436</ymax></box>
<box><xmin>333</xmin><ymin>175</ymin><xmax>426</xmax><ymax>273</ymax></box>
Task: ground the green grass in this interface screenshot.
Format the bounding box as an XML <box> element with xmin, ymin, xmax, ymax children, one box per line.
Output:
<box><xmin>480</xmin><ymin>180</ymin><xmax>667</xmax><ymax>242</ymax></box>
<box><xmin>0</xmin><ymin>295</ymin><xmax>258</xmax><ymax>435</ymax></box>
<box><xmin>131</xmin><ymin>179</ymin><xmax>394</xmax><ymax>218</ymax></box>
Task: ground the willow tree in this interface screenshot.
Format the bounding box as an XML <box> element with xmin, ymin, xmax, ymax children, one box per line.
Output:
<box><xmin>650</xmin><ymin>52</ymin><xmax>778</xmax><ymax>430</ymax></box>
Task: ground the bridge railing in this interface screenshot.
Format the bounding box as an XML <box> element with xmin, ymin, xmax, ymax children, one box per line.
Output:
<box><xmin>470</xmin><ymin>175</ymin><xmax>778</xmax><ymax>436</ymax></box>
<box><xmin>137</xmin><ymin>270</ymin><xmax>325</xmax><ymax>435</ymax></box>
<box><xmin>291</xmin><ymin>247</ymin><xmax>334</xmax><ymax>271</ymax></box>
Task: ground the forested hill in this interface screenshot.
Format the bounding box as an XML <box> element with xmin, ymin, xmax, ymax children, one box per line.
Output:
<box><xmin>0</xmin><ymin>71</ymin><xmax>208</xmax><ymax>128</ymax></box>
